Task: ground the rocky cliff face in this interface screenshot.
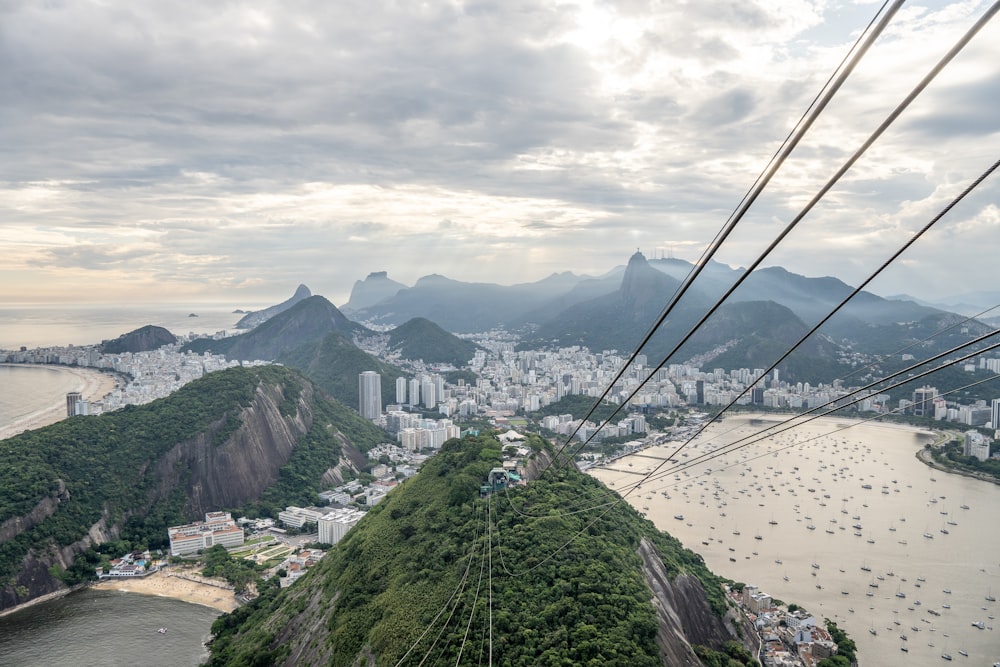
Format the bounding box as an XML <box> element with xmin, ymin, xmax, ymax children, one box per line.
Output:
<box><xmin>149</xmin><ymin>381</ymin><xmax>315</xmax><ymax>517</ymax></box>
<box><xmin>638</xmin><ymin>538</ymin><xmax>755</xmax><ymax>665</ymax></box>
<box><xmin>0</xmin><ymin>369</ymin><xmax>368</xmax><ymax>613</ymax></box>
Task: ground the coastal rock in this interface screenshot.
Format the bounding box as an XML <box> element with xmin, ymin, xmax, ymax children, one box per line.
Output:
<box><xmin>100</xmin><ymin>325</ymin><xmax>177</xmax><ymax>354</ymax></box>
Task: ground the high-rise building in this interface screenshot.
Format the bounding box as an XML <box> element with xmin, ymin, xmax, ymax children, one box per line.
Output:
<box><xmin>911</xmin><ymin>386</ymin><xmax>937</xmax><ymax>417</ymax></box>
<box><xmin>409</xmin><ymin>378</ymin><xmax>421</xmax><ymax>407</ymax></box>
<box><xmin>66</xmin><ymin>391</ymin><xmax>82</xmax><ymax>417</ymax></box>
<box><xmin>421</xmin><ymin>380</ymin><xmax>437</xmax><ymax>409</ymax></box>
<box><xmin>396</xmin><ymin>377</ymin><xmax>407</xmax><ymax>404</ymax></box>
<box><xmin>359</xmin><ymin>371</ymin><xmax>382</xmax><ymax>420</ymax></box>
<box><xmin>991</xmin><ymin>397</ymin><xmax>1000</xmax><ymax>429</ymax></box>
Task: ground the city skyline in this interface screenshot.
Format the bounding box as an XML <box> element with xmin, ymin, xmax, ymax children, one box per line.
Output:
<box><xmin>3</xmin><ymin>1</ymin><xmax>998</xmax><ymax>307</ymax></box>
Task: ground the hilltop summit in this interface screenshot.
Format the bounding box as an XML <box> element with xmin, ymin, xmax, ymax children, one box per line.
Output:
<box><xmin>236</xmin><ymin>284</ymin><xmax>312</xmax><ymax>329</ymax></box>
<box><xmin>341</xmin><ymin>271</ymin><xmax>406</xmax><ymax>314</ymax></box>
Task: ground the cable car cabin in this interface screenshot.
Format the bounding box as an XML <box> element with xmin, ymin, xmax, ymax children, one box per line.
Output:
<box><xmin>488</xmin><ymin>468</ymin><xmax>509</xmax><ymax>491</ymax></box>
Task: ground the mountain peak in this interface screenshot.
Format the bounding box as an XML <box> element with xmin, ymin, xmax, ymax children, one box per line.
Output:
<box><xmin>620</xmin><ymin>250</ymin><xmax>672</xmax><ymax>305</ymax></box>
<box><xmin>342</xmin><ymin>271</ymin><xmax>407</xmax><ymax>313</ymax></box>
<box><xmin>236</xmin><ymin>284</ymin><xmax>313</xmax><ymax>329</ymax></box>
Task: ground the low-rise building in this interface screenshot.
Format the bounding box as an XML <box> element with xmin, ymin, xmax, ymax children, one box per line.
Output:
<box><xmin>168</xmin><ymin>511</ymin><xmax>245</xmax><ymax>556</ymax></box>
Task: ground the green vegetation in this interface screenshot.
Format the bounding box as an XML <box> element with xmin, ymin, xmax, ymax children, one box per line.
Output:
<box><xmin>386</xmin><ymin>317</ymin><xmax>480</xmax><ymax>366</ymax></box>
<box><xmin>0</xmin><ymin>366</ymin><xmax>276</xmax><ymax>586</ymax></box>
<box><xmin>243</xmin><ymin>395</ymin><xmax>387</xmax><ymax>519</ymax></box>
<box><xmin>202</xmin><ymin>545</ymin><xmax>262</xmax><ymax>594</ymax></box>
<box><xmin>279</xmin><ymin>331</ymin><xmax>406</xmax><ymax>409</ymax></box>
<box><xmin>206</xmin><ymin>433</ymin><xmax>731</xmax><ymax>666</ymax></box>
<box><xmin>693</xmin><ymin>641</ymin><xmax>758</xmax><ymax>667</ymax></box>
<box><xmin>0</xmin><ymin>365</ymin><xmax>387</xmax><ymax>601</ymax></box>
<box><xmin>823</xmin><ymin>620</ymin><xmax>856</xmax><ymax>665</ymax></box>
<box><xmin>930</xmin><ymin>439</ymin><xmax>1000</xmax><ymax>481</ymax></box>
<box><xmin>528</xmin><ymin>394</ymin><xmax>620</xmax><ymax>424</ymax></box>
<box><xmin>444</xmin><ymin>369</ymin><xmax>478</xmax><ymax>386</ymax></box>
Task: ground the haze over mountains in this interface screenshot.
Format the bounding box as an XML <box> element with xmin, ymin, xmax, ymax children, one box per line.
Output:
<box><xmin>333</xmin><ymin>252</ymin><xmax>990</xmax><ymax>382</ymax></box>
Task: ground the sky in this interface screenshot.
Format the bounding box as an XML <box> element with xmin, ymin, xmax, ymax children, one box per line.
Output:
<box><xmin>2</xmin><ymin>0</ymin><xmax>998</xmax><ymax>308</ymax></box>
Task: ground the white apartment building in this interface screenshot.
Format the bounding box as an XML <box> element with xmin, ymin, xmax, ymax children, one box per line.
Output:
<box><xmin>318</xmin><ymin>507</ymin><xmax>366</xmax><ymax>546</ymax></box>
<box><xmin>168</xmin><ymin>511</ymin><xmax>245</xmax><ymax>556</ymax></box>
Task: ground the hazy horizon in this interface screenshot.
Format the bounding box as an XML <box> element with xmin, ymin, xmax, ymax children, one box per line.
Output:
<box><xmin>3</xmin><ymin>1</ymin><xmax>998</xmax><ymax>306</ymax></box>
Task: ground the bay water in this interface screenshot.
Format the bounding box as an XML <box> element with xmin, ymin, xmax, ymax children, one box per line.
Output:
<box><xmin>0</xmin><ymin>588</ymin><xmax>220</xmax><ymax>667</ymax></box>
<box><xmin>591</xmin><ymin>415</ymin><xmax>1000</xmax><ymax>666</ymax></box>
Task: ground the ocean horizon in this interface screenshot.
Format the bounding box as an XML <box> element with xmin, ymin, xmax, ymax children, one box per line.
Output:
<box><xmin>0</xmin><ymin>304</ymin><xmax>263</xmax><ymax>350</ymax></box>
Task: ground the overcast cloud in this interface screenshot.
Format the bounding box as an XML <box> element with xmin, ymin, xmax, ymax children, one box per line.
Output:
<box><xmin>1</xmin><ymin>0</ymin><xmax>998</xmax><ymax>307</ymax></box>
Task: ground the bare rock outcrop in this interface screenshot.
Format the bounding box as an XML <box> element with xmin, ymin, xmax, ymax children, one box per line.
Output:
<box><xmin>637</xmin><ymin>537</ymin><xmax>755</xmax><ymax>665</ymax></box>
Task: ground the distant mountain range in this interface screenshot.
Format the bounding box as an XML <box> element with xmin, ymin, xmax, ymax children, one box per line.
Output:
<box><xmin>157</xmin><ymin>251</ymin><xmax>994</xmax><ymax>388</ymax></box>
<box><xmin>184</xmin><ymin>295</ymin><xmax>479</xmax><ymax>407</ymax></box>
<box><xmin>333</xmin><ymin>252</ymin><xmax>991</xmax><ymax>382</ymax></box>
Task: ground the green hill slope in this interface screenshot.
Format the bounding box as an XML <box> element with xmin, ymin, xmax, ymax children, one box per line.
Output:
<box><xmin>206</xmin><ymin>434</ymin><xmax>743</xmax><ymax>666</ymax></box>
<box><xmin>0</xmin><ymin>365</ymin><xmax>388</xmax><ymax>612</ymax></box>
<box><xmin>279</xmin><ymin>331</ymin><xmax>407</xmax><ymax>408</ymax></box>
<box><xmin>385</xmin><ymin>317</ymin><xmax>480</xmax><ymax>366</ymax></box>
<box><xmin>185</xmin><ymin>295</ymin><xmax>365</xmax><ymax>361</ymax></box>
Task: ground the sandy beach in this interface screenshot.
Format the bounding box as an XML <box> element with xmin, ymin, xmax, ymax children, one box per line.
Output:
<box><xmin>0</xmin><ymin>364</ymin><xmax>119</xmax><ymax>440</ymax></box>
<box><xmin>92</xmin><ymin>570</ymin><xmax>238</xmax><ymax>613</ymax></box>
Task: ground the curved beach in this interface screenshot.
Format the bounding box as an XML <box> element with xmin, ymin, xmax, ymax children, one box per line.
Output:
<box><xmin>92</xmin><ymin>570</ymin><xmax>238</xmax><ymax>613</ymax></box>
<box><xmin>0</xmin><ymin>364</ymin><xmax>119</xmax><ymax>441</ymax></box>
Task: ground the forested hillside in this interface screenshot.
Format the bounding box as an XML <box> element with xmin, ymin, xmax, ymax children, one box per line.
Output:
<box><xmin>0</xmin><ymin>365</ymin><xmax>388</xmax><ymax>611</ymax></box>
<box><xmin>206</xmin><ymin>433</ymin><xmax>744</xmax><ymax>666</ymax></box>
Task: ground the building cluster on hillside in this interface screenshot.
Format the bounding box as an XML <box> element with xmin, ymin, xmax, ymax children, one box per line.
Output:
<box><xmin>277</xmin><ymin>547</ymin><xmax>328</xmax><ymax>587</ymax></box>
<box><xmin>731</xmin><ymin>584</ymin><xmax>840</xmax><ymax>667</ymax></box>
<box><xmin>168</xmin><ymin>511</ymin><xmax>245</xmax><ymax>556</ymax></box>
<box><xmin>384</xmin><ymin>409</ymin><xmax>463</xmax><ymax>450</ymax></box>
<box><xmin>362</xmin><ymin>330</ymin><xmax>1000</xmax><ymax>450</ymax></box>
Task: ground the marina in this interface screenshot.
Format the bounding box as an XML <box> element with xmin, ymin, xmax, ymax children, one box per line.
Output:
<box><xmin>591</xmin><ymin>414</ymin><xmax>1000</xmax><ymax>667</ymax></box>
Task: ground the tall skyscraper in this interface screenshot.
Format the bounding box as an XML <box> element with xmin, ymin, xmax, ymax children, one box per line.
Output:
<box><xmin>66</xmin><ymin>392</ymin><xmax>82</xmax><ymax>417</ymax></box>
<box><xmin>358</xmin><ymin>371</ymin><xmax>382</xmax><ymax>420</ymax></box>
<box><xmin>911</xmin><ymin>386</ymin><xmax>937</xmax><ymax>417</ymax></box>
<box><xmin>409</xmin><ymin>378</ymin><xmax>421</xmax><ymax>407</ymax></box>
<box><xmin>421</xmin><ymin>380</ymin><xmax>437</xmax><ymax>409</ymax></box>
<box><xmin>991</xmin><ymin>397</ymin><xmax>1000</xmax><ymax>429</ymax></box>
<box><xmin>396</xmin><ymin>376</ymin><xmax>408</xmax><ymax>404</ymax></box>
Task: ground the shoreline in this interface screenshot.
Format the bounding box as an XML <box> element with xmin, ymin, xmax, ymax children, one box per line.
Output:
<box><xmin>0</xmin><ymin>570</ymin><xmax>237</xmax><ymax>620</ymax></box>
<box><xmin>0</xmin><ymin>363</ymin><xmax>120</xmax><ymax>441</ymax></box>
<box><xmin>0</xmin><ymin>584</ymin><xmax>87</xmax><ymax>619</ymax></box>
<box><xmin>91</xmin><ymin>570</ymin><xmax>238</xmax><ymax>614</ymax></box>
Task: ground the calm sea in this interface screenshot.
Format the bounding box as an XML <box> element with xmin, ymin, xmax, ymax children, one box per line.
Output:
<box><xmin>0</xmin><ymin>304</ymin><xmax>260</xmax><ymax>350</ymax></box>
<box><xmin>592</xmin><ymin>416</ymin><xmax>1000</xmax><ymax>667</ymax></box>
<box><xmin>0</xmin><ymin>588</ymin><xmax>220</xmax><ymax>666</ymax></box>
<box><xmin>0</xmin><ymin>365</ymin><xmax>86</xmax><ymax>428</ymax></box>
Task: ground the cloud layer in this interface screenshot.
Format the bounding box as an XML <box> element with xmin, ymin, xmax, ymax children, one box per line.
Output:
<box><xmin>2</xmin><ymin>0</ymin><xmax>997</xmax><ymax>306</ymax></box>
